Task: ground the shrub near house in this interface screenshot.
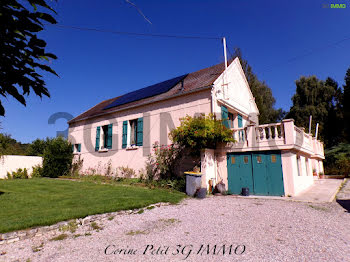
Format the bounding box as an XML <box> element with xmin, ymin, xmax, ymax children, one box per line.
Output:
<box><xmin>42</xmin><ymin>137</ymin><xmax>73</xmax><ymax>178</ymax></box>
<box><xmin>169</xmin><ymin>114</ymin><xmax>235</xmax><ymax>154</ymax></box>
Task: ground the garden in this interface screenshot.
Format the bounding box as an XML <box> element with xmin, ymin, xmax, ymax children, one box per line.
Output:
<box><xmin>0</xmin><ymin>114</ymin><xmax>235</xmax><ymax>234</ymax></box>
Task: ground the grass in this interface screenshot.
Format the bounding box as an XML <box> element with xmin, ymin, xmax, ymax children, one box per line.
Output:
<box><xmin>50</xmin><ymin>233</ymin><xmax>68</xmax><ymax>241</ymax></box>
<box><xmin>60</xmin><ymin>175</ymin><xmax>141</xmax><ymax>186</ymax></box>
<box><xmin>126</xmin><ymin>230</ymin><xmax>148</xmax><ymax>236</ymax></box>
<box><xmin>32</xmin><ymin>242</ymin><xmax>44</xmax><ymax>252</ymax></box>
<box><xmin>90</xmin><ymin>222</ymin><xmax>102</xmax><ymax>231</ymax></box>
<box><xmin>0</xmin><ymin>178</ymin><xmax>185</xmax><ymax>233</ymax></box>
<box><xmin>308</xmin><ymin>204</ymin><xmax>329</xmax><ymax>212</ymax></box>
<box><xmin>159</xmin><ymin>218</ymin><xmax>180</xmax><ymax>225</ymax></box>
<box><xmin>59</xmin><ymin>221</ymin><xmax>78</xmax><ymax>233</ymax></box>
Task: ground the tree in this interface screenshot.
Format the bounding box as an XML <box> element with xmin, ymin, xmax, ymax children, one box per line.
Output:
<box><xmin>343</xmin><ymin>67</ymin><xmax>350</xmax><ymax>142</ymax></box>
<box><xmin>0</xmin><ymin>133</ymin><xmax>28</xmax><ymax>155</ymax></box>
<box><xmin>0</xmin><ymin>0</ymin><xmax>58</xmax><ymax>116</ymax></box>
<box><xmin>26</xmin><ymin>138</ymin><xmax>47</xmax><ymax>156</ymax></box>
<box><xmin>286</xmin><ymin>76</ymin><xmax>343</xmax><ymax>147</ymax></box>
<box><xmin>231</xmin><ymin>48</ymin><xmax>285</xmax><ymax>124</ymax></box>
<box><xmin>323</xmin><ymin>77</ymin><xmax>344</xmax><ymax>146</ymax></box>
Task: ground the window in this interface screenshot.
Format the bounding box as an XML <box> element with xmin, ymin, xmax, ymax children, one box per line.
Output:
<box><xmin>122</xmin><ymin>118</ymin><xmax>143</xmax><ymax>148</ymax></box>
<box><xmin>221</xmin><ymin>106</ymin><xmax>229</xmax><ymax>128</ymax></box>
<box><xmin>297</xmin><ymin>155</ymin><xmax>301</xmax><ymax>176</ymax></box>
<box><xmin>72</xmin><ymin>144</ymin><xmax>81</xmax><ymax>153</ymax></box>
<box><xmin>237</xmin><ymin>114</ymin><xmax>244</xmax><ymax>141</ymax></box>
<box><xmin>102</xmin><ymin>125</ymin><xmax>109</xmax><ymax>148</ymax></box>
<box><xmin>238</xmin><ymin>114</ymin><xmax>243</xmax><ymax>128</ymax></box>
<box><xmin>129</xmin><ymin>119</ymin><xmax>138</xmax><ymax>145</ymax></box>
<box><xmin>95</xmin><ymin>124</ymin><xmax>112</xmax><ymax>151</ymax></box>
<box><xmin>228</xmin><ymin>112</ymin><xmax>234</xmax><ymax>128</ymax></box>
<box><xmin>305</xmin><ymin>158</ymin><xmax>309</xmax><ymax>176</ymax></box>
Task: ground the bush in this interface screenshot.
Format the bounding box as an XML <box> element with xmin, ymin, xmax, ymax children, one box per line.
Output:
<box><xmin>70</xmin><ymin>155</ymin><xmax>83</xmax><ymax>177</ymax></box>
<box><xmin>31</xmin><ymin>165</ymin><xmax>43</xmax><ymax>178</ymax></box>
<box><xmin>7</xmin><ymin>168</ymin><xmax>28</xmax><ymax>179</ymax></box>
<box><xmin>145</xmin><ymin>177</ymin><xmax>186</xmax><ymax>192</ymax></box>
<box><xmin>324</xmin><ymin>143</ymin><xmax>350</xmax><ymax>177</ymax></box>
<box><xmin>42</xmin><ymin>137</ymin><xmax>73</xmax><ymax>178</ymax></box>
<box><xmin>145</xmin><ymin>142</ymin><xmax>182</xmax><ymax>181</ymax></box>
<box><xmin>116</xmin><ymin>166</ymin><xmax>136</xmax><ymax>178</ymax></box>
<box><xmin>169</xmin><ymin>113</ymin><xmax>234</xmax><ymax>155</ymax></box>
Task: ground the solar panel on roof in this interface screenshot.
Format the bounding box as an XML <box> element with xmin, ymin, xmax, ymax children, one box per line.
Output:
<box><xmin>103</xmin><ymin>74</ymin><xmax>188</xmax><ymax>110</ymax></box>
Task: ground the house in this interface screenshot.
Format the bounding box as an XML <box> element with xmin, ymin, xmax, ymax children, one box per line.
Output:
<box><xmin>68</xmin><ymin>57</ymin><xmax>325</xmax><ymax>196</ymax></box>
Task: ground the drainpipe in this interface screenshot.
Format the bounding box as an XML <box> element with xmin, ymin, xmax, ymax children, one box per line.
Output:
<box><xmin>211</xmin><ymin>87</ymin><xmax>215</xmax><ymax>115</ymax></box>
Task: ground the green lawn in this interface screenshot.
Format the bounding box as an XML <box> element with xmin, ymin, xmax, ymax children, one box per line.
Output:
<box><xmin>0</xmin><ymin>178</ymin><xmax>185</xmax><ymax>233</ymax></box>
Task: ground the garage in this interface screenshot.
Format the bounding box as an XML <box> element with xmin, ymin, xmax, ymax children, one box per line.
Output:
<box><xmin>227</xmin><ymin>151</ymin><xmax>284</xmax><ymax>196</ymax></box>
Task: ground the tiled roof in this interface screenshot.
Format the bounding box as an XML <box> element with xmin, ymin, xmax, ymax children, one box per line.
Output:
<box><xmin>69</xmin><ymin>60</ymin><xmax>228</xmax><ymax>124</ymax></box>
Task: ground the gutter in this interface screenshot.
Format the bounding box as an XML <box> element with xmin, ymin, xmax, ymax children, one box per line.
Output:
<box><xmin>68</xmin><ymin>85</ymin><xmax>213</xmax><ymax>125</ymax></box>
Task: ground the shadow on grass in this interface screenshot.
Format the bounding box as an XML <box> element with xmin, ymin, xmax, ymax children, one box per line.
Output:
<box><xmin>0</xmin><ymin>191</ymin><xmax>4</xmax><ymax>196</ymax></box>
<box><xmin>336</xmin><ymin>199</ymin><xmax>350</xmax><ymax>213</ymax></box>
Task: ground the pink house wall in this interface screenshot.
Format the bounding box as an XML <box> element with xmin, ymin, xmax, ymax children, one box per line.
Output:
<box><xmin>68</xmin><ymin>90</ymin><xmax>212</xmax><ymax>175</ymax></box>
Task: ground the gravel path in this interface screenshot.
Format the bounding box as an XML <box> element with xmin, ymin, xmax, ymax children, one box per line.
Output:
<box><xmin>1</xmin><ymin>189</ymin><xmax>350</xmax><ymax>262</ymax></box>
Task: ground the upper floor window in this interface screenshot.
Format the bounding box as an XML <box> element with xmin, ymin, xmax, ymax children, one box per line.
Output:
<box><xmin>228</xmin><ymin>112</ymin><xmax>234</xmax><ymax>128</ymax></box>
<box><xmin>238</xmin><ymin>114</ymin><xmax>243</xmax><ymax>128</ymax></box>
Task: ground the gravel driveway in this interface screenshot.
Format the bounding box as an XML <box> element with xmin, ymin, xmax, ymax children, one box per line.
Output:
<box><xmin>1</xmin><ymin>192</ymin><xmax>350</xmax><ymax>262</ymax></box>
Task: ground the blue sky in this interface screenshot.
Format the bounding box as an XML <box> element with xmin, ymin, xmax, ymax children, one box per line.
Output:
<box><xmin>2</xmin><ymin>0</ymin><xmax>350</xmax><ymax>143</ymax></box>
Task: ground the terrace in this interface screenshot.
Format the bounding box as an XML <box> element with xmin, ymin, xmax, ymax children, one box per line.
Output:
<box><xmin>222</xmin><ymin>119</ymin><xmax>324</xmax><ymax>158</ymax></box>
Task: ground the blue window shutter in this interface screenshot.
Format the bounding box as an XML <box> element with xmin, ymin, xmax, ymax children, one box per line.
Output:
<box><xmin>107</xmin><ymin>124</ymin><xmax>113</xmax><ymax>149</ymax></box>
<box><xmin>136</xmin><ymin>117</ymin><xmax>143</xmax><ymax>146</ymax></box>
<box><xmin>95</xmin><ymin>126</ymin><xmax>100</xmax><ymax>151</ymax></box>
<box><xmin>238</xmin><ymin>114</ymin><xmax>243</xmax><ymax>128</ymax></box>
<box><xmin>78</xmin><ymin>144</ymin><xmax>81</xmax><ymax>152</ymax></box>
<box><xmin>122</xmin><ymin>121</ymin><xmax>128</xmax><ymax>148</ymax></box>
<box><xmin>221</xmin><ymin>106</ymin><xmax>229</xmax><ymax>128</ymax></box>
<box><xmin>71</xmin><ymin>145</ymin><xmax>74</xmax><ymax>152</ymax></box>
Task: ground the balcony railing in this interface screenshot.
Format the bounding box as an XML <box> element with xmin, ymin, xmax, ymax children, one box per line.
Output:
<box><xmin>228</xmin><ymin>119</ymin><xmax>324</xmax><ymax>158</ymax></box>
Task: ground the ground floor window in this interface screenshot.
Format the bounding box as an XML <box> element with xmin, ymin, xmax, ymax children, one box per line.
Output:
<box><xmin>297</xmin><ymin>155</ymin><xmax>301</xmax><ymax>176</ymax></box>
<box><xmin>129</xmin><ymin>119</ymin><xmax>138</xmax><ymax>145</ymax></box>
<box><xmin>305</xmin><ymin>157</ymin><xmax>309</xmax><ymax>176</ymax></box>
<box><xmin>72</xmin><ymin>143</ymin><xmax>81</xmax><ymax>153</ymax></box>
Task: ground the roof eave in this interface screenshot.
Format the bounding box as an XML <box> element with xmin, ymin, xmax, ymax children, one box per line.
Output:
<box><xmin>68</xmin><ymin>85</ymin><xmax>213</xmax><ymax>125</ymax></box>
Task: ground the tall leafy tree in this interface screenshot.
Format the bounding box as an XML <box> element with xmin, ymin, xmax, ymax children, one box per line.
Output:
<box><xmin>343</xmin><ymin>67</ymin><xmax>350</xmax><ymax>142</ymax></box>
<box><xmin>0</xmin><ymin>0</ymin><xmax>58</xmax><ymax>116</ymax></box>
<box><xmin>286</xmin><ymin>76</ymin><xmax>343</xmax><ymax>147</ymax></box>
<box><xmin>323</xmin><ymin>77</ymin><xmax>344</xmax><ymax>146</ymax></box>
<box><xmin>232</xmin><ymin>48</ymin><xmax>285</xmax><ymax>124</ymax></box>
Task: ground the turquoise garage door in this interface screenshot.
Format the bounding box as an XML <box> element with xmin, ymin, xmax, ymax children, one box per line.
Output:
<box><xmin>227</xmin><ymin>151</ymin><xmax>284</xmax><ymax>196</ymax></box>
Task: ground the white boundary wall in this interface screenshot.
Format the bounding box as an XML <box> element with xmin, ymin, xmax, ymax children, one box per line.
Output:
<box><xmin>0</xmin><ymin>155</ymin><xmax>43</xmax><ymax>179</ymax></box>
